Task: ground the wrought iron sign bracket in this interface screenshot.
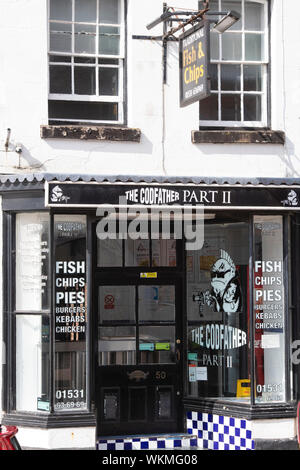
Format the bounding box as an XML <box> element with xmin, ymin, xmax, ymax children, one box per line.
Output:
<box><xmin>132</xmin><ymin>2</ymin><xmax>231</xmax><ymax>83</ymax></box>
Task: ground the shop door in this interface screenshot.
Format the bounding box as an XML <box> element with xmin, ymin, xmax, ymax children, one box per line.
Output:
<box><xmin>96</xmin><ymin>280</ymin><xmax>183</xmax><ymax>436</ymax></box>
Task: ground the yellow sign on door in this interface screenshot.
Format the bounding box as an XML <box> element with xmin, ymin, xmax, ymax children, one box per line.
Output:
<box><xmin>140</xmin><ymin>272</ymin><xmax>158</xmax><ymax>279</ymax></box>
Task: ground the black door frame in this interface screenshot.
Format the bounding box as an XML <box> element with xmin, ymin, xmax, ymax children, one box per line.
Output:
<box><xmin>91</xmin><ymin>226</ymin><xmax>186</xmax><ymax>437</ymax></box>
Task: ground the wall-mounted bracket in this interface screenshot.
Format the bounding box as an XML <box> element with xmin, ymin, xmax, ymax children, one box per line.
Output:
<box><xmin>133</xmin><ymin>2</ymin><xmax>240</xmax><ymax>83</ymax></box>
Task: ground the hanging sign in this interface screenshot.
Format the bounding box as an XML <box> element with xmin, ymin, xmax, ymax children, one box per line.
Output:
<box><xmin>179</xmin><ymin>19</ymin><xmax>211</xmax><ymax>107</ymax></box>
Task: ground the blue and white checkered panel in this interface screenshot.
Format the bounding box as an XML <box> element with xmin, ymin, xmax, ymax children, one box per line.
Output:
<box><xmin>186</xmin><ymin>411</ymin><xmax>255</xmax><ymax>450</ymax></box>
<box><xmin>97</xmin><ymin>436</ymin><xmax>198</xmax><ymax>450</ymax></box>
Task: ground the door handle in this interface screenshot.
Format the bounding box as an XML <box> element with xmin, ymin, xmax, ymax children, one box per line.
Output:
<box><xmin>176</xmin><ymin>348</ymin><xmax>181</xmax><ymax>362</ymax></box>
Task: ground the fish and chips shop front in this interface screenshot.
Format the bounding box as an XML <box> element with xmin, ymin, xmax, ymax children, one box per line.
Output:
<box><xmin>1</xmin><ymin>173</ymin><xmax>300</xmax><ymax>450</ymax></box>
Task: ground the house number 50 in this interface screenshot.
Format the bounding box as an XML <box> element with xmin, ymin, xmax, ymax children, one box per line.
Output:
<box><xmin>155</xmin><ymin>371</ymin><xmax>167</xmax><ymax>380</ymax></box>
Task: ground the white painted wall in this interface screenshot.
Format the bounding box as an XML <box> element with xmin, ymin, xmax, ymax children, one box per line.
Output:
<box><xmin>16</xmin><ymin>426</ymin><xmax>96</xmax><ymax>449</ymax></box>
<box><xmin>0</xmin><ymin>0</ymin><xmax>298</xmax><ymax>177</ymax></box>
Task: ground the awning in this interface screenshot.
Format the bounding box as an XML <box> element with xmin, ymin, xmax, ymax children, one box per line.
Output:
<box><xmin>1</xmin><ymin>172</ymin><xmax>300</xmax><ymax>186</ymax></box>
<box><xmin>1</xmin><ymin>173</ymin><xmax>300</xmax><ymax>210</ymax></box>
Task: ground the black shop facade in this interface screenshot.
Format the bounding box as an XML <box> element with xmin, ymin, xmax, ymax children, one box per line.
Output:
<box><xmin>1</xmin><ymin>173</ymin><xmax>300</xmax><ymax>450</ymax></box>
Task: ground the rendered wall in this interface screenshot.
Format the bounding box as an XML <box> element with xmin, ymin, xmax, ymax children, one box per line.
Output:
<box><xmin>0</xmin><ymin>0</ymin><xmax>298</xmax><ymax>177</ymax></box>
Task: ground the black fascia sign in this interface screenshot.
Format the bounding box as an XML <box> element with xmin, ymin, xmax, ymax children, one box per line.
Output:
<box><xmin>46</xmin><ymin>182</ymin><xmax>300</xmax><ymax>210</ymax></box>
<box><xmin>179</xmin><ymin>19</ymin><xmax>211</xmax><ymax>107</ymax></box>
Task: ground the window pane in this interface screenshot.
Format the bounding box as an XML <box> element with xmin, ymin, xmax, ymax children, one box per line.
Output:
<box><xmin>16</xmin><ymin>316</ymin><xmax>50</xmax><ymax>412</ymax></box>
<box><xmin>125</xmin><ymin>239</ymin><xmax>150</xmax><ymax>267</ymax></box>
<box><xmin>221</xmin><ymin>1</ymin><xmax>242</xmax><ymax>30</ymax></box>
<box><xmin>98</xmin><ymin>326</ymin><xmax>136</xmax><ymax>365</ymax></box>
<box><xmin>99</xmin><ymin>286</ymin><xmax>135</xmax><ymax>324</ymax></box>
<box><xmin>221</xmin><ymin>64</ymin><xmax>240</xmax><ymax>91</ymax></box>
<box><xmin>50</xmin><ymin>65</ymin><xmax>71</xmax><ymax>94</ymax></box>
<box><xmin>157</xmin><ymin>388</ymin><xmax>172</xmax><ymax>419</ymax></box>
<box><xmin>245</xmin><ymin>33</ymin><xmax>264</xmax><ymax>61</ymax></box>
<box><xmin>97</xmin><ymin>238</ymin><xmax>123</xmax><ymax>267</ymax></box>
<box><xmin>244</xmin><ymin>64</ymin><xmax>262</xmax><ymax>91</ymax></box>
<box><xmin>138</xmin><ymin>286</ymin><xmax>175</xmax><ymax>323</ymax></box>
<box><xmin>253</xmin><ymin>216</ymin><xmax>286</xmax><ymax>404</ymax></box>
<box><xmin>244</xmin><ymin>94</ymin><xmax>261</xmax><ymax>121</ymax></box>
<box><xmin>99</xmin><ymin>58</ymin><xmax>119</xmax><ymax>65</ymax></box>
<box><xmin>208</xmin><ymin>0</ymin><xmax>221</xmax><ymax>24</ymax></box>
<box><xmin>16</xmin><ymin>213</ymin><xmax>51</xmax><ymax>311</ymax></box>
<box><xmin>99</xmin><ymin>67</ymin><xmax>119</xmax><ymax>95</ymax></box>
<box><xmin>50</xmin><ymin>0</ymin><xmax>72</xmax><ymax>21</ymax></box>
<box><xmin>152</xmin><ymin>239</ymin><xmax>177</xmax><ymax>267</ymax></box>
<box><xmin>50</xmin><ymin>55</ymin><xmax>72</xmax><ymax>63</ymax></box>
<box><xmin>75</xmin><ymin>24</ymin><xmax>96</xmax><ymax>54</ymax></box>
<box><xmin>103</xmin><ymin>389</ymin><xmax>119</xmax><ymax>420</ymax></box>
<box><xmin>50</xmin><ymin>22</ymin><xmax>72</xmax><ymax>53</ymax></box>
<box><xmin>75</xmin><ymin>0</ymin><xmax>97</xmax><ymax>23</ymax></box>
<box><xmin>49</xmin><ymin>100</ymin><xmax>118</xmax><ymax>121</ymax></box>
<box><xmin>74</xmin><ymin>56</ymin><xmax>96</xmax><ymax>64</ymax></box>
<box><xmin>99</xmin><ymin>26</ymin><xmax>120</xmax><ymax>55</ymax></box>
<box><xmin>74</xmin><ymin>66</ymin><xmax>96</xmax><ymax>95</ymax></box>
<box><xmin>200</xmin><ymin>94</ymin><xmax>218</xmax><ymax>120</ymax></box>
<box><xmin>221</xmin><ymin>94</ymin><xmax>241</xmax><ymax>121</ymax></box>
<box><xmin>187</xmin><ymin>216</ymin><xmax>250</xmax><ymax>402</ymax></box>
<box><xmin>222</xmin><ymin>33</ymin><xmax>242</xmax><ymax>60</ymax></box>
<box><xmin>139</xmin><ymin>326</ymin><xmax>175</xmax><ymax>364</ymax></box>
<box><xmin>245</xmin><ymin>1</ymin><xmax>264</xmax><ymax>31</ymax></box>
<box><xmin>99</xmin><ymin>0</ymin><xmax>120</xmax><ymax>24</ymax></box>
<box><xmin>210</xmin><ymin>31</ymin><xmax>219</xmax><ymax>61</ymax></box>
<box><xmin>210</xmin><ymin>64</ymin><xmax>218</xmax><ymax>91</ymax></box>
<box><xmin>54</xmin><ymin>215</ymin><xmax>88</xmax><ymax>412</ymax></box>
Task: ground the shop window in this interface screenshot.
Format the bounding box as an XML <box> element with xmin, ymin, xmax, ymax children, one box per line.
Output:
<box><xmin>48</xmin><ymin>0</ymin><xmax>125</xmax><ymax>125</ymax></box>
<box><xmin>16</xmin><ymin>315</ymin><xmax>50</xmax><ymax>412</ymax></box>
<box><xmin>187</xmin><ymin>215</ymin><xmax>250</xmax><ymax>402</ymax></box>
<box><xmin>253</xmin><ymin>216</ymin><xmax>286</xmax><ymax>403</ymax></box>
<box><xmin>15</xmin><ymin>213</ymin><xmax>51</xmax><ymax>312</ymax></box>
<box><xmin>200</xmin><ymin>0</ymin><xmax>268</xmax><ymax>128</ymax></box>
<box><xmin>15</xmin><ymin>213</ymin><xmax>51</xmax><ymax>413</ymax></box>
<box><xmin>186</xmin><ymin>213</ymin><xmax>290</xmax><ymax>406</ymax></box>
<box><xmin>54</xmin><ymin>214</ymin><xmax>88</xmax><ymax>411</ymax></box>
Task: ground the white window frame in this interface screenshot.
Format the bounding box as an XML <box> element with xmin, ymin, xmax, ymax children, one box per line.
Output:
<box><xmin>48</xmin><ymin>0</ymin><xmax>125</xmax><ymax>125</ymax></box>
<box><xmin>200</xmin><ymin>0</ymin><xmax>269</xmax><ymax>128</ymax></box>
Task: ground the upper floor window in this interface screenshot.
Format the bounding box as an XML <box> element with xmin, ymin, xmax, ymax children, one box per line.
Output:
<box><xmin>200</xmin><ymin>0</ymin><xmax>268</xmax><ymax>128</ymax></box>
<box><xmin>48</xmin><ymin>0</ymin><xmax>125</xmax><ymax>125</ymax></box>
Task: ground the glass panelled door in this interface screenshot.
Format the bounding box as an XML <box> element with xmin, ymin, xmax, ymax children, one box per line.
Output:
<box><xmin>96</xmin><ymin>281</ymin><xmax>182</xmax><ymax>436</ymax></box>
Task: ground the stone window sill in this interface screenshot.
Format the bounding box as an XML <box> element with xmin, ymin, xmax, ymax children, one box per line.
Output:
<box><xmin>40</xmin><ymin>125</ymin><xmax>141</xmax><ymax>142</ymax></box>
<box><xmin>191</xmin><ymin>130</ymin><xmax>285</xmax><ymax>145</ymax></box>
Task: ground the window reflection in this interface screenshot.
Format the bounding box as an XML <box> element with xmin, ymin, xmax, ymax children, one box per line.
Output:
<box><xmin>139</xmin><ymin>326</ymin><xmax>175</xmax><ymax>364</ymax></box>
<box><xmin>138</xmin><ymin>286</ymin><xmax>175</xmax><ymax>323</ymax></box>
<box><xmin>99</xmin><ymin>286</ymin><xmax>135</xmax><ymax>323</ymax></box>
<box><xmin>254</xmin><ymin>216</ymin><xmax>285</xmax><ymax>403</ymax></box>
<box><xmin>54</xmin><ymin>215</ymin><xmax>87</xmax><ymax>412</ymax></box>
<box><xmin>187</xmin><ymin>216</ymin><xmax>250</xmax><ymax>402</ymax></box>
<box><xmin>98</xmin><ymin>326</ymin><xmax>136</xmax><ymax>365</ymax></box>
